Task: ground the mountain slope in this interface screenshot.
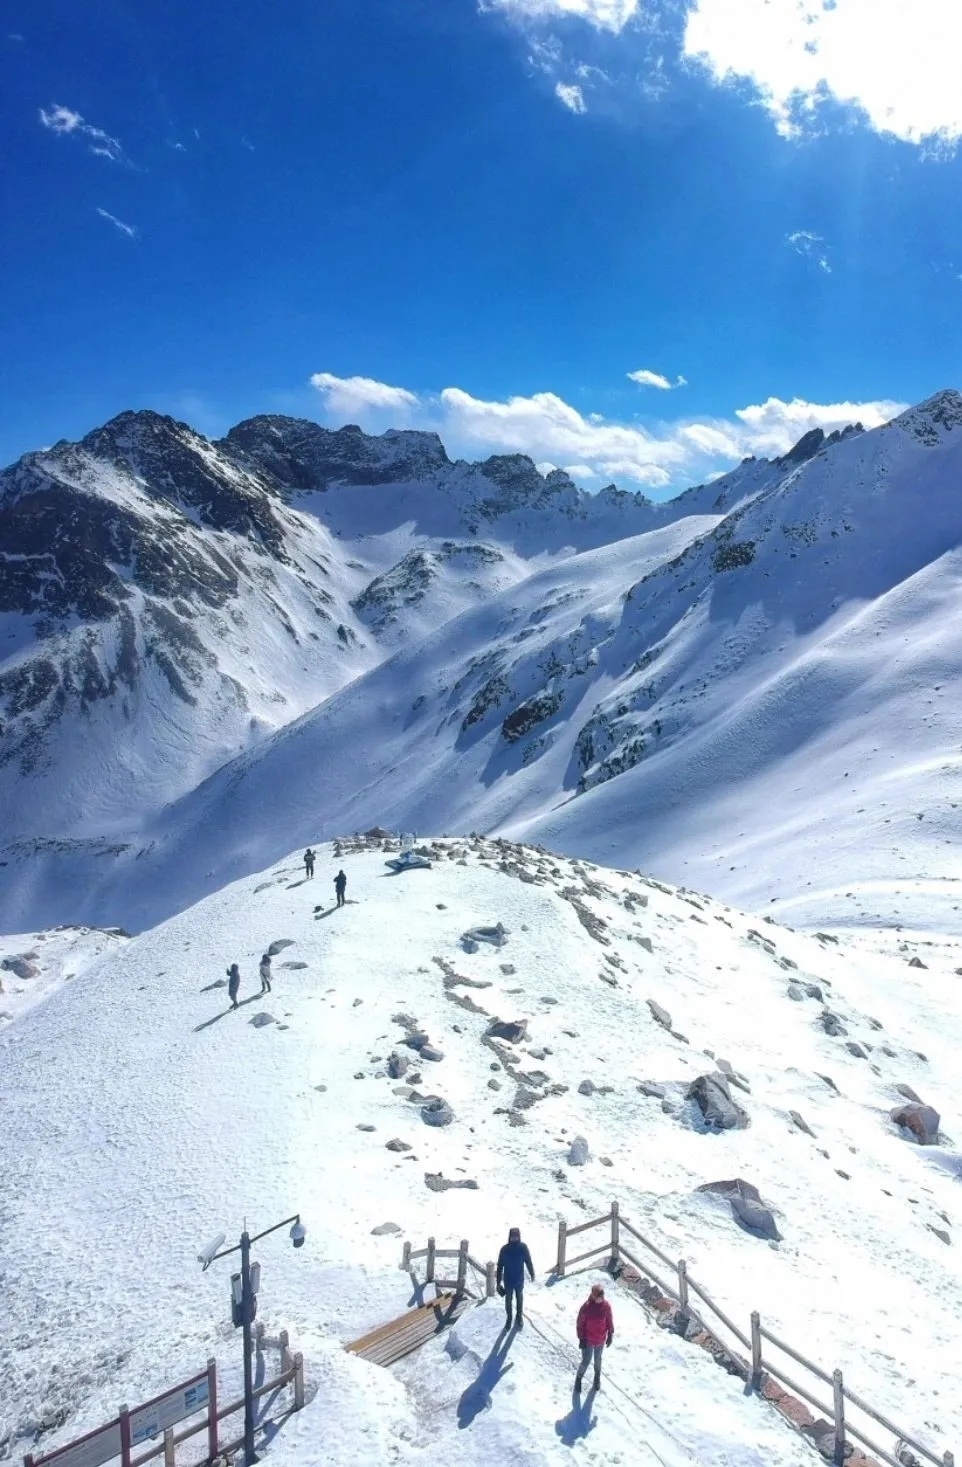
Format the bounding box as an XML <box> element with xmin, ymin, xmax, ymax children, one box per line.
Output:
<box><xmin>2</xmin><ymin>839</ymin><xmax>959</xmax><ymax>1464</ymax></box>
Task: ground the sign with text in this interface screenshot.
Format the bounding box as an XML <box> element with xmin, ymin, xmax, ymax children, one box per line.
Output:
<box><xmin>31</xmin><ymin>1422</ymin><xmax>122</xmax><ymax>1467</ymax></box>
<box><xmin>128</xmin><ymin>1372</ymin><xmax>210</xmax><ymax>1446</ymax></box>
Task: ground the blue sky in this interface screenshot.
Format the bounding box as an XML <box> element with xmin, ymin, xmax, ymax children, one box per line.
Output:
<box><xmin>3</xmin><ymin>0</ymin><xmax>962</xmax><ymax>493</ymax></box>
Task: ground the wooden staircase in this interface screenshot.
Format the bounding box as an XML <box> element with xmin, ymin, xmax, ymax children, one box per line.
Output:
<box><xmin>346</xmin><ymin>1292</ymin><xmax>474</xmax><ymax>1367</ymax></box>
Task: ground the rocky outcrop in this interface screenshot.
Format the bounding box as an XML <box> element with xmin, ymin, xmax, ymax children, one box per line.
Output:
<box><xmin>688</xmin><ymin>1073</ymin><xmax>750</xmax><ymax>1130</ymax></box>
<box><xmin>891</xmin><ymin>1102</ymin><xmax>940</xmax><ymax>1145</ymax></box>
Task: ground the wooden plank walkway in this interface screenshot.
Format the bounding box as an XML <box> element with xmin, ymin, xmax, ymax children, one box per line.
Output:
<box><xmin>346</xmin><ymin>1293</ymin><xmax>473</xmax><ymax>1367</ymax></box>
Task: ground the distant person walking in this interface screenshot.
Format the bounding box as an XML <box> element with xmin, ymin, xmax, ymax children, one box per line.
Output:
<box><xmin>334</xmin><ymin>869</ymin><xmax>347</xmax><ymax>907</ymax></box>
<box><xmin>259</xmin><ymin>953</ymin><xmax>272</xmax><ymax>994</ymax></box>
<box><xmin>227</xmin><ymin>963</ymin><xmax>241</xmax><ymax>1009</ymax></box>
<box><xmin>575</xmin><ymin>1282</ymin><xmax>614</xmax><ymax>1393</ymax></box>
<box><xmin>496</xmin><ymin>1227</ymin><xmax>535</xmax><ymax>1330</ymax></box>
<box><xmin>304</xmin><ymin>848</ymin><xmax>315</xmax><ymax>879</ymax></box>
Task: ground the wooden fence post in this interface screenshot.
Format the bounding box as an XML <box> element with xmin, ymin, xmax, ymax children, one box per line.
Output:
<box><xmin>401</xmin><ymin>1241</ymin><xmax>412</xmax><ymax>1271</ymax></box>
<box><xmin>677</xmin><ymin>1260</ymin><xmax>689</xmax><ymax>1311</ymax></box>
<box><xmin>943</xmin><ymin>1453</ymin><xmax>954</xmax><ymax>1467</ymax></box>
<box><xmin>486</xmin><ymin>1260</ymin><xmax>497</xmax><ymax>1298</ymax></box>
<box><xmin>206</xmin><ymin>1357</ymin><xmax>218</xmax><ymax>1461</ymax></box>
<box><xmin>426</xmin><ymin>1237</ymin><xmax>436</xmax><ymax>1285</ymax></box>
<box><xmin>293</xmin><ymin>1353</ymin><xmax>305</xmax><ymax>1410</ymax></box>
<box><xmin>832</xmin><ymin>1370</ymin><xmax>845</xmax><ymax>1465</ymax></box>
<box><xmin>163</xmin><ymin>1429</ymin><xmax>175</xmax><ymax>1467</ymax></box>
<box><xmin>750</xmin><ymin>1312</ymin><xmax>762</xmax><ymax>1389</ymax></box>
<box><xmin>556</xmin><ymin>1220</ymin><xmax>567</xmax><ymax>1279</ymax></box>
<box><xmin>119</xmin><ymin>1406</ymin><xmax>131</xmax><ymax>1467</ymax></box>
<box><xmin>610</xmin><ymin>1201</ymin><xmax>620</xmax><ymax>1266</ymax></box>
<box><xmin>456</xmin><ymin>1240</ymin><xmax>468</xmax><ymax>1298</ymax></box>
<box><xmin>279</xmin><ymin>1329</ymin><xmax>292</xmax><ymax>1373</ymax></box>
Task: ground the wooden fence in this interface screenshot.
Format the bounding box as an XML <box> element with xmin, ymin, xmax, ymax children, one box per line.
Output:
<box><xmin>555</xmin><ymin>1202</ymin><xmax>954</xmax><ymax>1467</ymax></box>
<box><xmin>401</xmin><ymin>1238</ymin><xmax>497</xmax><ymax>1300</ymax></box>
<box><xmin>24</xmin><ymin>1331</ymin><xmax>304</xmax><ymax>1467</ymax></box>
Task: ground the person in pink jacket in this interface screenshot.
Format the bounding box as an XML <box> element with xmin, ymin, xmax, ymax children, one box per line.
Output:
<box><xmin>575</xmin><ymin>1281</ymin><xmax>614</xmax><ymax>1392</ymax></box>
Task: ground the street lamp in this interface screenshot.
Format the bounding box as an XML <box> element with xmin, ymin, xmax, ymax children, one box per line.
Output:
<box><xmin>198</xmin><ymin>1214</ymin><xmax>306</xmax><ymax>1464</ymax></box>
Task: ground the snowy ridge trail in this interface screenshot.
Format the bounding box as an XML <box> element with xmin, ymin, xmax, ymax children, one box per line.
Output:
<box><xmin>3</xmin><ymin>839</ymin><xmax>961</xmax><ymax>1465</ymax></box>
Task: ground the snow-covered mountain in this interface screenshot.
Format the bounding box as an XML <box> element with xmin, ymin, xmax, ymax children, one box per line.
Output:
<box><xmin>2</xmin><ymin>838</ymin><xmax>959</xmax><ymax>1466</ymax></box>
<box><xmin>4</xmin><ymin>393</ymin><xmax>962</xmax><ymax>934</ymax></box>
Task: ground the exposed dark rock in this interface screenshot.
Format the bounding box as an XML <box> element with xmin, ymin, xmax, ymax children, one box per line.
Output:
<box><xmin>486</xmin><ymin>1018</ymin><xmax>528</xmax><ymax>1043</ymax></box>
<box><xmin>267</xmin><ymin>938</ymin><xmax>295</xmax><ymax>956</ymax></box>
<box><xmin>688</xmin><ymin>1074</ymin><xmax>750</xmax><ymax>1130</ymax></box>
<box><xmin>908</xmin><ymin>956</ymin><xmax>928</xmax><ymax>969</ymax></box>
<box><xmin>789</xmin><ymin>1110</ymin><xmax>815</xmax><ymax>1136</ymax></box>
<box><xmin>568</xmin><ymin>1135</ymin><xmax>590</xmax><ymax>1166</ymax></box>
<box><xmin>424</xmin><ymin>1173</ymin><xmax>479</xmax><ymax>1192</ymax></box>
<box><xmin>421</xmin><ymin>1096</ymin><xmax>455</xmax><ymax>1127</ymax></box>
<box><xmin>647</xmin><ymin>999</ymin><xmax>672</xmax><ymax>1030</ymax></box>
<box><xmin>371</xmin><ymin>1221</ymin><xmax>402</xmax><ymax>1236</ymax></box>
<box><xmin>891</xmin><ymin>1103</ymin><xmax>940</xmax><ymax>1145</ymax></box>
<box><xmin>578</xmin><ymin>1080</ymin><xmax>596</xmax><ymax>1096</ymax></box>
<box><xmin>388</xmin><ymin>1053</ymin><xmax>410</xmax><ymax>1079</ymax></box>
<box><xmin>638</xmin><ymin>1081</ymin><xmax>666</xmax><ymax>1099</ymax></box>
<box><xmin>385</xmin><ymin>1138</ymin><xmax>412</xmax><ymax>1152</ymax></box>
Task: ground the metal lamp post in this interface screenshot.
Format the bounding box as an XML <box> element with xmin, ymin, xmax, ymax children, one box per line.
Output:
<box><xmin>199</xmin><ymin>1213</ymin><xmax>306</xmax><ymax>1464</ymax></box>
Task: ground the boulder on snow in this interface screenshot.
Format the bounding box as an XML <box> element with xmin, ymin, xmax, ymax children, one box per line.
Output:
<box><xmin>371</xmin><ymin>1221</ymin><xmax>402</xmax><ymax>1235</ymax></box>
<box><xmin>486</xmin><ymin>1018</ymin><xmax>528</xmax><ymax>1044</ymax></box>
<box><xmin>895</xmin><ymin>1083</ymin><xmax>923</xmax><ymax>1103</ymax></box>
<box><xmin>891</xmin><ymin>1103</ymin><xmax>940</xmax><ymax>1145</ymax></box>
<box><xmin>462</xmin><ymin>923</ymin><xmax>509</xmax><ymax>950</ymax></box>
<box><xmin>420</xmin><ymin>1045</ymin><xmax>445</xmax><ymax>1062</ymax></box>
<box><xmin>424</xmin><ymin>1173</ymin><xmax>479</xmax><ymax>1192</ymax></box>
<box><xmin>908</xmin><ymin>956</ymin><xmax>928</xmax><ymax>969</ymax></box>
<box><xmin>687</xmin><ymin>1073</ymin><xmax>750</xmax><ymax>1130</ymax></box>
<box><xmin>578</xmin><ymin>1080</ymin><xmax>596</xmax><ymax>1096</ymax></box>
<box><xmin>647</xmin><ymin>999</ymin><xmax>672</xmax><ymax>1030</ymax></box>
<box><xmin>716</xmin><ymin>1057</ymin><xmax>751</xmax><ymax>1093</ymax></box>
<box><xmin>638</xmin><ymin>1081</ymin><xmax>666</xmax><ymax>1099</ymax></box>
<box><xmin>568</xmin><ymin>1135</ymin><xmax>590</xmax><ymax>1166</ymax></box>
<box><xmin>421</xmin><ymin>1096</ymin><xmax>455</xmax><ymax>1127</ymax></box>
<box><xmin>1</xmin><ymin>955</ymin><xmax>40</xmax><ymax>980</ymax></box>
<box><xmin>789</xmin><ymin>1110</ymin><xmax>815</xmax><ymax>1137</ymax></box>
<box><xmin>267</xmin><ymin>938</ymin><xmax>295</xmax><ymax>956</ymax></box>
<box><xmin>697</xmin><ymin>1179</ymin><xmax>780</xmax><ymax>1240</ymax></box>
<box><xmin>388</xmin><ymin>1053</ymin><xmax>410</xmax><ymax>1079</ymax></box>
<box><xmin>819</xmin><ymin>1011</ymin><xmax>846</xmax><ymax>1037</ymax></box>
<box><xmin>787</xmin><ymin>982</ymin><xmax>805</xmax><ymax>1001</ymax></box>
<box><xmin>385</xmin><ymin>1138</ymin><xmax>412</xmax><ymax>1152</ymax></box>
<box><xmin>249</xmin><ymin>1012</ymin><xmax>275</xmax><ymax>1028</ymax></box>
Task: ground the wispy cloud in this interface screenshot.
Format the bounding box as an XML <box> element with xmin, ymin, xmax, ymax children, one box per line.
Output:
<box><xmin>309</xmin><ymin>369</ymin><xmax>904</xmax><ymax>492</ymax></box>
<box><xmin>482</xmin><ymin>0</ymin><xmax>641</xmax><ymax>34</ymax></box>
<box><xmin>628</xmin><ymin>368</ymin><xmax>687</xmax><ymax>391</ymax></box>
<box><xmin>555</xmin><ymin>81</ymin><xmax>587</xmax><ymax>113</ymax></box>
<box><xmin>96</xmin><ymin>207</ymin><xmax>137</xmax><ymax>239</ymax></box>
<box><xmin>310</xmin><ymin>372</ymin><xmax>420</xmax><ymax>419</ymax></box>
<box><xmin>684</xmin><ymin>0</ymin><xmax>962</xmax><ymax>149</ymax></box>
<box><xmin>786</xmin><ymin>230</ymin><xmax>832</xmax><ymax>274</ymax></box>
<box><xmin>40</xmin><ymin>104</ymin><xmax>127</xmax><ymax>163</ymax></box>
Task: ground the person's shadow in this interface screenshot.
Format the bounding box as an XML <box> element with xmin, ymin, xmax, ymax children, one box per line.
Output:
<box><xmin>456</xmin><ymin>1322</ymin><xmax>516</xmax><ymax>1429</ymax></box>
<box><xmin>555</xmin><ymin>1384</ymin><xmax>598</xmax><ymax>1446</ymax></box>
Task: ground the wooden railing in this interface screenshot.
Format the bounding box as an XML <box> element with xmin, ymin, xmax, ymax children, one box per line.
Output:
<box><xmin>555</xmin><ymin>1202</ymin><xmax>954</xmax><ymax>1467</ymax></box>
<box><xmin>401</xmin><ymin>1238</ymin><xmax>496</xmax><ymax>1299</ymax></box>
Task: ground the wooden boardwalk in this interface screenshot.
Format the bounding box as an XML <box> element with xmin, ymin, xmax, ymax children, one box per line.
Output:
<box><xmin>346</xmin><ymin>1292</ymin><xmax>473</xmax><ymax>1367</ymax></box>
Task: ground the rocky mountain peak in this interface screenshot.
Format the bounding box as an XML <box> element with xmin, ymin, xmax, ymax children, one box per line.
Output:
<box><xmin>221</xmin><ymin>415</ymin><xmax>451</xmax><ymax>491</ymax></box>
<box><xmin>776</xmin><ymin>421</ymin><xmax>864</xmax><ymax>470</ymax></box>
<box><xmin>894</xmin><ymin>388</ymin><xmax>962</xmax><ymax>444</ymax></box>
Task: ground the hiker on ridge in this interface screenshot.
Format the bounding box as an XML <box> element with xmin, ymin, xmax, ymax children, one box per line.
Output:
<box><xmin>575</xmin><ymin>1281</ymin><xmax>614</xmax><ymax>1393</ymax></box>
<box><xmin>304</xmin><ymin>848</ymin><xmax>315</xmax><ymax>879</ymax></box>
<box><xmin>227</xmin><ymin>963</ymin><xmax>241</xmax><ymax>1009</ymax></box>
<box><xmin>259</xmin><ymin>953</ymin><xmax>272</xmax><ymax>994</ymax></box>
<box><xmin>496</xmin><ymin>1226</ymin><xmax>535</xmax><ymax>1330</ymax></box>
<box><xmin>334</xmin><ymin>869</ymin><xmax>347</xmax><ymax>907</ymax></box>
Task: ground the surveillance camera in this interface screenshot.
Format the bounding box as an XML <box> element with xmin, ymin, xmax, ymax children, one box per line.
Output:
<box><xmin>290</xmin><ymin>1221</ymin><xmax>306</xmax><ymax>1249</ymax></box>
<box><xmin>197</xmin><ymin>1232</ymin><xmax>227</xmax><ymax>1270</ymax></box>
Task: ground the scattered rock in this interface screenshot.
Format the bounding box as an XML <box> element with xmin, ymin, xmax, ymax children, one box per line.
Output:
<box><xmin>267</xmin><ymin>938</ymin><xmax>295</xmax><ymax>956</ymax></box>
<box><xmin>895</xmin><ymin>1083</ymin><xmax>923</xmax><ymax>1103</ymax></box>
<box><xmin>716</xmin><ymin>1058</ymin><xmax>751</xmax><ymax>1093</ymax></box>
<box><xmin>698</xmin><ymin>1179</ymin><xmax>781</xmax><ymax>1240</ymax></box>
<box><xmin>357</xmin><ymin>1124</ymin><xmax>376</xmax><ymax>1133</ymax></box>
<box><xmin>281</xmin><ymin>961</ymin><xmax>308</xmax><ymax>969</ymax></box>
<box><xmin>371</xmin><ymin>1222</ymin><xmax>401</xmax><ymax>1236</ymax></box>
<box><xmin>647</xmin><ymin>999</ymin><xmax>672</xmax><ymax>1030</ymax></box>
<box><xmin>805</xmin><ymin>983</ymin><xmax>824</xmax><ymax>1002</ymax></box>
<box><xmin>354</xmin><ymin>1071</ymin><xmax>366</xmax><ymax>1080</ymax></box>
<box><xmin>687</xmin><ymin>1073</ymin><xmax>750</xmax><ymax>1130</ymax></box>
<box><xmin>638</xmin><ymin>1081</ymin><xmax>666</xmax><ymax>1099</ymax></box>
<box><xmin>600</xmin><ymin>1156</ymin><xmax>613</xmax><ymax>1167</ymax></box>
<box><xmin>404</xmin><ymin>1031</ymin><xmax>431</xmax><ymax>1050</ymax></box>
<box><xmin>462</xmin><ymin>923</ymin><xmax>509</xmax><ymax>950</ymax></box>
<box><xmin>249</xmin><ymin>1012</ymin><xmax>275</xmax><ymax>1028</ymax></box>
<box><xmin>787</xmin><ymin>983</ymin><xmax>805</xmax><ymax>1002</ymax></box>
<box><xmin>891</xmin><ymin>1103</ymin><xmax>940</xmax><ymax>1145</ymax></box>
<box><xmin>436</xmin><ymin>903</ymin><xmax>447</xmax><ymax>910</ymax></box>
<box><xmin>927</xmin><ymin>1225</ymin><xmax>951</xmax><ymax>1246</ymax></box>
<box><xmin>424</xmin><ymin>1173</ymin><xmax>479</xmax><ymax>1192</ymax></box>
<box><xmin>500</xmin><ymin>963</ymin><xmax>517</xmax><ymax>975</ymax></box>
<box><xmin>486</xmin><ymin>1018</ymin><xmax>528</xmax><ymax>1043</ymax></box>
<box><xmin>420</xmin><ymin>1045</ymin><xmax>445</xmax><ymax>1062</ymax></box>
<box><xmin>314</xmin><ymin>1084</ymin><xmax>328</xmax><ymax>1093</ymax></box>
<box><xmin>487</xmin><ymin>1078</ymin><xmax>502</xmax><ymax>1091</ymax></box>
<box><xmin>388</xmin><ymin>1053</ymin><xmax>410</xmax><ymax>1079</ymax></box>
<box><xmin>846</xmin><ymin>1041</ymin><xmax>869</xmax><ymax>1060</ymax></box>
<box><xmin>422</xmin><ymin>1097</ymin><xmax>455</xmax><ymax>1127</ymax></box>
<box><xmin>908</xmin><ymin>956</ymin><xmax>928</xmax><ymax>969</ymax></box>
<box><xmin>789</xmin><ymin>1110</ymin><xmax>815</xmax><ymax>1136</ymax></box>
<box><xmin>578</xmin><ymin>1080</ymin><xmax>596</xmax><ymax>1096</ymax></box>
<box><xmin>819</xmin><ymin>1011</ymin><xmax>846</xmax><ymax>1037</ymax></box>
<box><xmin>1</xmin><ymin>955</ymin><xmax>39</xmax><ymax>980</ymax></box>
<box><xmin>385</xmin><ymin>1138</ymin><xmax>412</xmax><ymax>1152</ymax></box>
<box><xmin>568</xmin><ymin>1135</ymin><xmax>590</xmax><ymax>1166</ymax></box>
<box><xmin>816</xmin><ymin>1074</ymin><xmax>840</xmax><ymax>1093</ymax></box>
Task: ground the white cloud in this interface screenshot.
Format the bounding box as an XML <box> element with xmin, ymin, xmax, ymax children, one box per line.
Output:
<box><xmin>555</xmin><ymin>81</ymin><xmax>587</xmax><ymax>113</ymax></box>
<box><xmin>39</xmin><ymin>104</ymin><xmax>126</xmax><ymax>163</ymax></box>
<box><xmin>96</xmin><ymin>207</ymin><xmax>136</xmax><ymax>239</ymax></box>
<box><xmin>787</xmin><ymin>230</ymin><xmax>832</xmax><ymax>274</ymax></box>
<box><xmin>628</xmin><ymin>368</ymin><xmax>687</xmax><ymax>391</ymax></box>
<box><xmin>482</xmin><ymin>0</ymin><xmax>641</xmax><ymax>34</ymax></box>
<box><xmin>310</xmin><ymin>372</ymin><xmax>420</xmax><ymax>420</ymax></box>
<box><xmin>308</xmin><ymin>368</ymin><xmax>905</xmax><ymax>491</ymax></box>
<box><xmin>684</xmin><ymin>0</ymin><xmax>962</xmax><ymax>148</ymax></box>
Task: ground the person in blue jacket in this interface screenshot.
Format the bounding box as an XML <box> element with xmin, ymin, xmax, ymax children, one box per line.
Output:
<box><xmin>496</xmin><ymin>1227</ymin><xmax>535</xmax><ymax>1329</ymax></box>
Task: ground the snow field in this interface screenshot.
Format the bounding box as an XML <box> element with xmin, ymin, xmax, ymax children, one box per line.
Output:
<box><xmin>3</xmin><ymin>842</ymin><xmax>962</xmax><ymax>1464</ymax></box>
